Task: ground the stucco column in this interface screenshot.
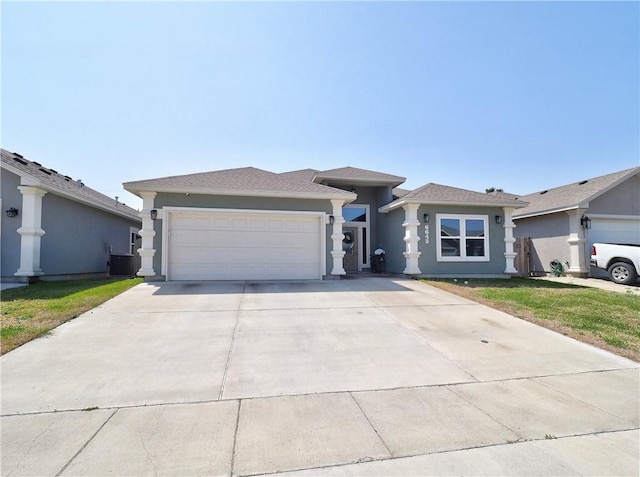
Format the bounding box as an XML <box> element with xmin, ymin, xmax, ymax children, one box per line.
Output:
<box><xmin>15</xmin><ymin>186</ymin><xmax>48</xmax><ymax>278</ymax></box>
<box><xmin>566</xmin><ymin>209</ymin><xmax>589</xmax><ymax>277</ymax></box>
<box><xmin>330</xmin><ymin>199</ymin><xmax>346</xmax><ymax>276</ymax></box>
<box><xmin>503</xmin><ymin>207</ymin><xmax>517</xmax><ymax>274</ymax></box>
<box><xmin>137</xmin><ymin>191</ymin><xmax>157</xmax><ymax>277</ymax></box>
<box><xmin>402</xmin><ymin>203</ymin><xmax>422</xmax><ymax>275</ymax></box>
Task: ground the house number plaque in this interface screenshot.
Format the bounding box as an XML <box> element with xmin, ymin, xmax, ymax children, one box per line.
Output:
<box><xmin>424</xmin><ymin>224</ymin><xmax>430</xmax><ymax>244</ymax></box>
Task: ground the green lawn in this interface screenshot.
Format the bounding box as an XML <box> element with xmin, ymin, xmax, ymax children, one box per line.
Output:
<box><xmin>1</xmin><ymin>278</ymin><xmax>143</xmax><ymax>354</ymax></box>
<box><xmin>424</xmin><ymin>278</ymin><xmax>640</xmax><ymax>362</ymax></box>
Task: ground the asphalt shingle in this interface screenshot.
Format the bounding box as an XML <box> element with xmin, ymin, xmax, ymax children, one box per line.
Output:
<box><xmin>513</xmin><ymin>167</ymin><xmax>640</xmax><ymax>218</ymax></box>
<box><xmin>124</xmin><ymin>167</ymin><xmax>355</xmax><ymax>199</ymax></box>
<box><xmin>1</xmin><ymin>149</ymin><xmax>140</xmax><ymax>221</ymax></box>
<box><xmin>400</xmin><ymin>183</ymin><xmax>525</xmax><ymax>207</ymax></box>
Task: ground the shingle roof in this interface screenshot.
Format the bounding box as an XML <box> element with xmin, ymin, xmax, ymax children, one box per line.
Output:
<box><xmin>513</xmin><ymin>167</ymin><xmax>640</xmax><ymax>218</ymax></box>
<box><xmin>380</xmin><ymin>183</ymin><xmax>527</xmax><ymax>212</ymax></box>
<box><xmin>392</xmin><ymin>187</ymin><xmax>411</xmax><ymax>198</ymax></box>
<box><xmin>1</xmin><ymin>149</ymin><xmax>141</xmax><ymax>221</ymax></box>
<box><xmin>312</xmin><ymin>167</ymin><xmax>406</xmax><ymax>186</ymax></box>
<box><xmin>124</xmin><ymin>167</ymin><xmax>356</xmax><ymax>201</ymax></box>
<box><xmin>279</xmin><ymin>169</ymin><xmax>319</xmax><ymax>182</ymax></box>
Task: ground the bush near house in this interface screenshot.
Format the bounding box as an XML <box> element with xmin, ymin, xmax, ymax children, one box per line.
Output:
<box><xmin>424</xmin><ymin>278</ymin><xmax>640</xmax><ymax>362</ymax></box>
<box><xmin>1</xmin><ymin>278</ymin><xmax>143</xmax><ymax>354</ymax></box>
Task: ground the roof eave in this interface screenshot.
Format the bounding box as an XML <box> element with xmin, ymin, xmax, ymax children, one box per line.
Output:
<box><xmin>380</xmin><ymin>198</ymin><xmax>527</xmax><ymax>213</ymax></box>
<box><xmin>313</xmin><ymin>175</ymin><xmax>406</xmax><ymax>188</ymax></box>
<box><xmin>513</xmin><ymin>204</ymin><xmax>583</xmax><ymax>220</ymax></box>
<box><xmin>124</xmin><ymin>184</ymin><xmax>358</xmax><ymax>202</ymax></box>
<box><xmin>3</xmin><ymin>162</ymin><xmax>141</xmax><ymax>222</ymax></box>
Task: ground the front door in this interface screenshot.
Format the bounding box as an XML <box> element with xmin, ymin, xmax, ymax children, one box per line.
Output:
<box><xmin>343</xmin><ymin>227</ymin><xmax>358</xmax><ymax>272</ymax></box>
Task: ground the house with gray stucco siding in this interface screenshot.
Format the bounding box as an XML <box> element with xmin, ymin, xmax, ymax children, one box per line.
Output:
<box><xmin>1</xmin><ymin>149</ymin><xmax>142</xmax><ymax>282</ymax></box>
<box><xmin>512</xmin><ymin>167</ymin><xmax>640</xmax><ymax>277</ymax></box>
<box><xmin>123</xmin><ymin>166</ymin><xmax>527</xmax><ymax>281</ymax></box>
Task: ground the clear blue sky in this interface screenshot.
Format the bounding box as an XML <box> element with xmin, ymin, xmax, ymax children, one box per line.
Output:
<box><xmin>2</xmin><ymin>1</ymin><xmax>638</xmax><ymax>210</ymax></box>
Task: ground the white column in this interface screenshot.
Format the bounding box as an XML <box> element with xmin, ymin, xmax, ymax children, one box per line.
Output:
<box><xmin>566</xmin><ymin>209</ymin><xmax>589</xmax><ymax>277</ymax></box>
<box><xmin>15</xmin><ymin>186</ymin><xmax>47</xmax><ymax>277</ymax></box>
<box><xmin>330</xmin><ymin>199</ymin><xmax>346</xmax><ymax>276</ymax></box>
<box><xmin>137</xmin><ymin>191</ymin><xmax>157</xmax><ymax>277</ymax></box>
<box><xmin>503</xmin><ymin>207</ymin><xmax>517</xmax><ymax>274</ymax></box>
<box><xmin>402</xmin><ymin>203</ymin><xmax>422</xmax><ymax>275</ymax></box>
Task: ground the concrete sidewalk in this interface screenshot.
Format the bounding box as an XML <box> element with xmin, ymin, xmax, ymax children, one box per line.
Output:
<box><xmin>2</xmin><ymin>278</ymin><xmax>638</xmax><ymax>476</ymax></box>
<box><xmin>533</xmin><ymin>275</ymin><xmax>640</xmax><ymax>295</ymax></box>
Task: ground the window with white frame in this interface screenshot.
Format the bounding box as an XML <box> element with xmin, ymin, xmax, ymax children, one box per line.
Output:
<box><xmin>130</xmin><ymin>227</ymin><xmax>139</xmax><ymax>255</ymax></box>
<box><xmin>436</xmin><ymin>214</ymin><xmax>489</xmax><ymax>262</ymax></box>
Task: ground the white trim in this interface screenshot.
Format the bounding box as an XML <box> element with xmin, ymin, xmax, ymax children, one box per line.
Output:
<box><xmin>402</xmin><ymin>204</ymin><xmax>422</xmax><ymax>275</ymax></box>
<box><xmin>342</xmin><ymin>204</ymin><xmax>371</xmax><ymax>270</ymax></box>
<box><xmin>124</xmin><ymin>185</ymin><xmax>357</xmax><ymax>203</ymax></box>
<box><xmin>380</xmin><ymin>198</ymin><xmax>524</xmax><ymax>213</ymax></box>
<box><xmin>14</xmin><ymin>186</ymin><xmax>47</xmax><ymax>277</ymax></box>
<box><xmin>129</xmin><ymin>226</ymin><xmax>139</xmax><ymax>255</ymax></box>
<box><xmin>436</xmin><ymin>214</ymin><xmax>490</xmax><ymax>262</ymax></box>
<box><xmin>503</xmin><ymin>207</ymin><xmax>517</xmax><ymax>274</ymax></box>
<box><xmin>513</xmin><ymin>205</ymin><xmax>582</xmax><ymax>220</ymax></box>
<box><xmin>136</xmin><ymin>191</ymin><xmax>156</xmax><ymax>277</ymax></box>
<box><xmin>162</xmin><ymin>207</ymin><xmax>326</xmax><ymax>281</ymax></box>
<box><xmin>330</xmin><ymin>199</ymin><xmax>346</xmax><ymax>276</ymax></box>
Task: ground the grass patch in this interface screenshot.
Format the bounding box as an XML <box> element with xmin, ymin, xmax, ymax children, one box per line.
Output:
<box><xmin>423</xmin><ymin>278</ymin><xmax>640</xmax><ymax>362</ymax></box>
<box><xmin>1</xmin><ymin>278</ymin><xmax>143</xmax><ymax>354</ymax></box>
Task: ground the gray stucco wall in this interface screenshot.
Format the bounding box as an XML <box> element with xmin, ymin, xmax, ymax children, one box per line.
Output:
<box><xmin>1</xmin><ymin>170</ymin><xmax>23</xmax><ymax>278</ymax></box>
<box><xmin>377</xmin><ymin>209</ymin><xmax>405</xmax><ymax>273</ymax></box>
<box><xmin>417</xmin><ymin>205</ymin><xmax>507</xmax><ymax>276</ymax></box>
<box><xmin>513</xmin><ymin>213</ymin><xmax>570</xmax><ymax>274</ymax></box>
<box><xmin>152</xmin><ymin>193</ymin><xmax>334</xmax><ymax>275</ymax></box>
<box><xmin>589</xmin><ymin>175</ymin><xmax>640</xmax><ymax>215</ymax></box>
<box><xmin>41</xmin><ymin>194</ymin><xmax>140</xmax><ymax>276</ymax></box>
<box><xmin>380</xmin><ymin>205</ymin><xmax>508</xmax><ymax>276</ymax></box>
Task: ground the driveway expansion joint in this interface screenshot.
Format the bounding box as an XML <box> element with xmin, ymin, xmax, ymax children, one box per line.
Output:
<box><xmin>54</xmin><ymin>408</ymin><xmax>118</xmax><ymax>477</ymax></box>
<box><xmin>219</xmin><ymin>282</ymin><xmax>247</xmax><ymax>400</ymax></box>
<box><xmin>348</xmin><ymin>392</ymin><xmax>394</xmax><ymax>457</ymax></box>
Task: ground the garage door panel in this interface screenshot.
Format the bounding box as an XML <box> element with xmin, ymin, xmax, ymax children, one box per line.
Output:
<box><xmin>167</xmin><ymin>211</ymin><xmax>323</xmax><ymax>280</ymax></box>
<box><xmin>590</xmin><ymin>218</ymin><xmax>640</xmax><ymax>246</ymax></box>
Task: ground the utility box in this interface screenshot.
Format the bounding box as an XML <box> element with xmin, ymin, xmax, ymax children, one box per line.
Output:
<box><xmin>109</xmin><ymin>254</ymin><xmax>136</xmax><ymax>276</ymax></box>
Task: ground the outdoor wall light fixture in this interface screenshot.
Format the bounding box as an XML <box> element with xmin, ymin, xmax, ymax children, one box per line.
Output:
<box><xmin>423</xmin><ymin>213</ymin><xmax>430</xmax><ymax>223</ymax></box>
<box><xmin>495</xmin><ymin>215</ymin><xmax>503</xmax><ymax>225</ymax></box>
<box><xmin>150</xmin><ymin>209</ymin><xmax>158</xmax><ymax>220</ymax></box>
<box><xmin>329</xmin><ymin>215</ymin><xmax>335</xmax><ymax>225</ymax></box>
<box><xmin>580</xmin><ymin>214</ymin><xmax>592</xmax><ymax>229</ymax></box>
<box><xmin>5</xmin><ymin>207</ymin><xmax>18</xmax><ymax>218</ymax></box>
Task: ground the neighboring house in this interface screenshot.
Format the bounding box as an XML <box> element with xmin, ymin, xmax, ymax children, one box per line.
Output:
<box><xmin>1</xmin><ymin>149</ymin><xmax>142</xmax><ymax>282</ymax></box>
<box><xmin>512</xmin><ymin>167</ymin><xmax>640</xmax><ymax>277</ymax></box>
<box><xmin>123</xmin><ymin>166</ymin><xmax>527</xmax><ymax>281</ymax></box>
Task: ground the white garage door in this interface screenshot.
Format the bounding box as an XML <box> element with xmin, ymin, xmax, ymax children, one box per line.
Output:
<box><xmin>167</xmin><ymin>210</ymin><xmax>323</xmax><ymax>280</ymax></box>
<box><xmin>589</xmin><ymin>217</ymin><xmax>640</xmax><ymax>248</ymax></box>
<box><xmin>588</xmin><ymin>217</ymin><xmax>640</xmax><ymax>278</ymax></box>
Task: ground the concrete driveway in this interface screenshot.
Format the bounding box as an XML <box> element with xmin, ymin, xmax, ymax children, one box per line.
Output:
<box><xmin>2</xmin><ymin>277</ymin><xmax>638</xmax><ymax>476</ymax></box>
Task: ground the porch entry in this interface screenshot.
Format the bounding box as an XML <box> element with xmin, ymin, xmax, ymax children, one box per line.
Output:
<box><xmin>342</xmin><ymin>204</ymin><xmax>370</xmax><ymax>272</ymax></box>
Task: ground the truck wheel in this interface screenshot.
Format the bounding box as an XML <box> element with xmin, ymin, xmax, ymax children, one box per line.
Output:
<box><xmin>607</xmin><ymin>262</ymin><xmax>638</xmax><ymax>285</ymax></box>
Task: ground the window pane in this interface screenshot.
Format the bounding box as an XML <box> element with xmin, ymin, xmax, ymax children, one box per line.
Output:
<box><xmin>441</xmin><ymin>238</ymin><xmax>461</xmax><ymax>256</ymax></box>
<box><xmin>466</xmin><ymin>238</ymin><xmax>485</xmax><ymax>257</ymax></box>
<box><xmin>440</xmin><ymin>218</ymin><xmax>460</xmax><ymax>237</ymax></box>
<box><xmin>466</xmin><ymin>219</ymin><xmax>485</xmax><ymax>237</ymax></box>
<box><xmin>343</xmin><ymin>207</ymin><xmax>366</xmax><ymax>222</ymax></box>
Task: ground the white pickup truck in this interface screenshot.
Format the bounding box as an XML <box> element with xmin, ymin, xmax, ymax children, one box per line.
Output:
<box><xmin>590</xmin><ymin>243</ymin><xmax>640</xmax><ymax>285</ymax></box>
